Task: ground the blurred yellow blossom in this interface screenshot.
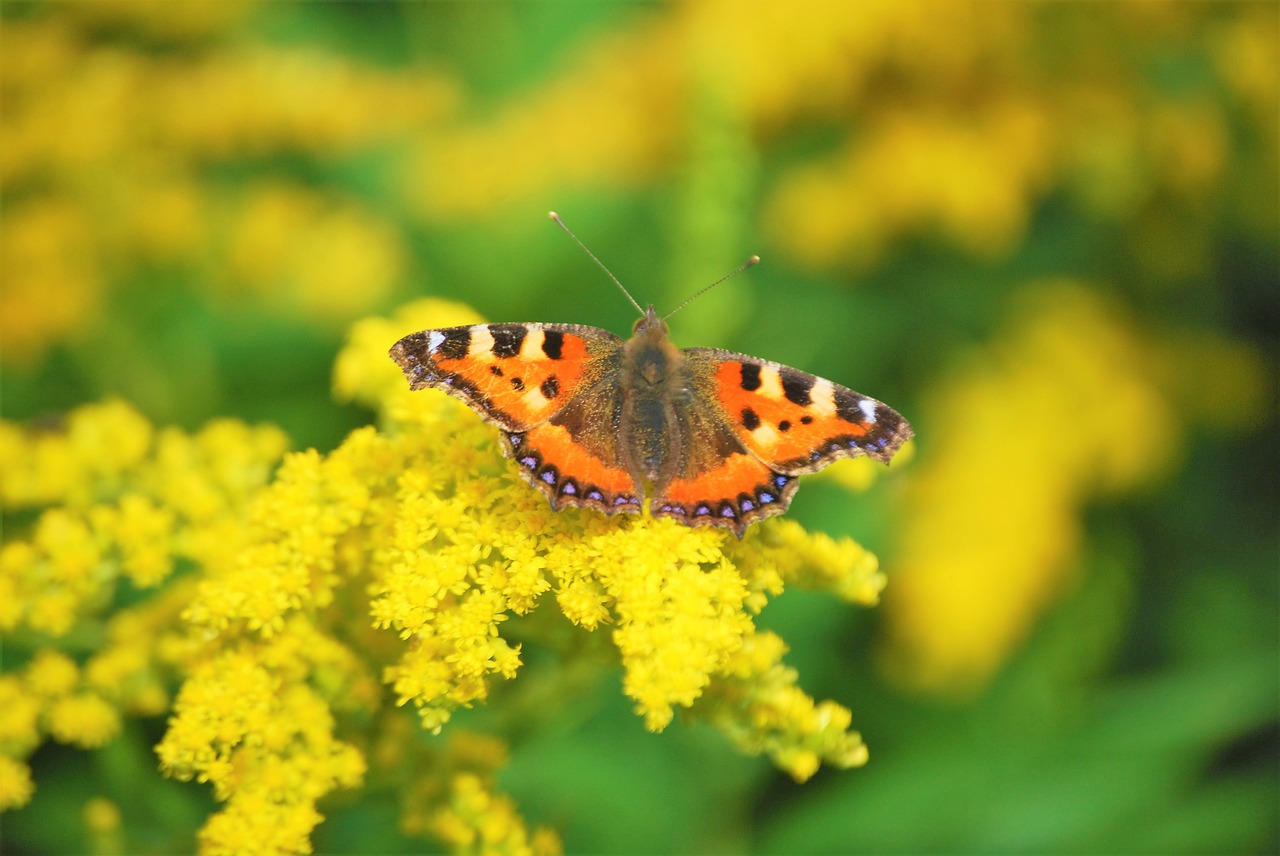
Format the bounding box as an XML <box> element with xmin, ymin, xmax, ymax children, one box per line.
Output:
<box><xmin>0</xmin><ymin>199</ymin><xmax>102</xmax><ymax>365</ymax></box>
<box><xmin>0</xmin><ymin>10</ymin><xmax>456</xmax><ymax>362</ymax></box>
<box><xmin>0</xmin><ymin>675</ymin><xmax>41</xmax><ymax>756</ymax></box>
<box><xmin>221</xmin><ymin>182</ymin><xmax>409</xmax><ymax>324</ymax></box>
<box><xmin>83</xmin><ymin>796</ymin><xmax>124</xmax><ymax>856</ymax></box>
<box><xmin>46</xmin><ymin>693</ymin><xmax>121</xmax><ymax>749</ymax></box>
<box><xmin>393</xmin><ymin>731</ymin><xmax>561</xmax><ymax>854</ymax></box>
<box><xmin>403</xmin><ymin>1</ymin><xmax>1035</xmax><ymax>224</ymax></box>
<box><xmin>24</xmin><ymin>650</ymin><xmax>80</xmax><ymax>698</ymax></box>
<box><xmin>332</xmin><ymin>298</ymin><xmax>484</xmax><ymax>415</ymax></box>
<box><xmin>766</xmin><ymin>102</ymin><xmax>1054</xmax><ymax>268</ymax></box>
<box><xmin>0</xmin><ymin>755</ymin><xmax>35</xmax><ymax>812</ymax></box>
<box><xmin>882</xmin><ymin>284</ymin><xmax>1266</xmax><ymax>693</ymax></box>
<box><xmin>430</xmin><ymin>772</ymin><xmax>563</xmax><ymax>856</ymax></box>
<box><xmin>0</xmin><ymin>400</ymin><xmax>288</xmax><ymax>637</ymax></box>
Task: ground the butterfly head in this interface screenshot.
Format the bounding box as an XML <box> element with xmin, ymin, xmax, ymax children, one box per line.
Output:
<box><xmin>632</xmin><ymin>305</ymin><xmax>668</xmax><ymax>339</ymax></box>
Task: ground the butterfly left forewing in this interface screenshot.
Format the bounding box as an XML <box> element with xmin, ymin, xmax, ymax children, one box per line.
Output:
<box><xmin>391</xmin><ymin>321</ymin><xmax>644</xmax><ymax>516</ymax></box>
<box><xmin>390</xmin><ymin>322</ymin><xmax>621</xmax><ymax>431</ymax></box>
<box><xmin>686</xmin><ymin>348</ymin><xmax>913</xmax><ymax>474</ymax></box>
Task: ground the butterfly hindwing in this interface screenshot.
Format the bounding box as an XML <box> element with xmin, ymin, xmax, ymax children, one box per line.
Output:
<box><xmin>651</xmin><ymin>446</ymin><xmax>798</xmax><ymax>535</ymax></box>
<box><xmin>686</xmin><ymin>349</ymin><xmax>912</xmax><ymax>474</ymax></box>
<box><xmin>390</xmin><ymin>323</ymin><xmax>621</xmax><ymax>431</ymax></box>
<box><xmin>503</xmin><ymin>421</ymin><xmax>642</xmax><ymax>516</ymax></box>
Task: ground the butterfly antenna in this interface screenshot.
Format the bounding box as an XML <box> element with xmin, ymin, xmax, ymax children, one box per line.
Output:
<box><xmin>549</xmin><ymin>211</ymin><xmax>645</xmax><ymax>316</ymax></box>
<box><xmin>663</xmin><ymin>254</ymin><xmax>761</xmax><ymax>320</ymax></box>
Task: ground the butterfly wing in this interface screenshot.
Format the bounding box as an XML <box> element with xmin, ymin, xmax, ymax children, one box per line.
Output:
<box><xmin>390</xmin><ymin>323</ymin><xmax>644</xmax><ymax>514</ymax></box>
<box><xmin>651</xmin><ymin>348</ymin><xmax>913</xmax><ymax>535</ymax></box>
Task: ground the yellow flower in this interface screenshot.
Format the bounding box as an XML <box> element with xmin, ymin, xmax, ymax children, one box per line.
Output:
<box><xmin>83</xmin><ymin>795</ymin><xmax>122</xmax><ymax>833</ymax></box>
<box><xmin>0</xmin><ymin>399</ymin><xmax>153</xmax><ymax>509</ymax></box>
<box><xmin>46</xmin><ymin>693</ymin><xmax>121</xmax><ymax>749</ymax></box>
<box><xmin>0</xmin><ymin>756</ymin><xmax>35</xmax><ymax>812</ymax></box>
<box><xmin>160</xmin><ymin>297</ymin><xmax>893</xmax><ymax>856</ymax></box>
<box><xmin>222</xmin><ymin>182</ymin><xmax>408</xmax><ymax>323</ymax></box>
<box><xmin>0</xmin><ymin>677</ymin><xmax>41</xmax><ymax>756</ymax></box>
<box><xmin>83</xmin><ymin>795</ymin><xmax>125</xmax><ymax>856</ymax></box>
<box><xmin>881</xmin><ymin>284</ymin><xmax>1266</xmax><ymax>693</ymax></box>
<box><xmin>0</xmin><ymin>12</ymin><xmax>458</xmax><ymax>361</ymax></box>
<box><xmin>96</xmin><ymin>493</ymin><xmax>177</xmax><ymax>588</ymax></box>
<box><xmin>765</xmin><ymin>101</ymin><xmax>1053</xmax><ymax>269</ymax></box>
<box><xmin>0</xmin><ymin>401</ymin><xmax>288</xmax><ymax>638</ymax></box>
<box><xmin>3</xmin><ymin>298</ymin><xmax>901</xmax><ymax>850</ymax></box>
<box><xmin>24</xmin><ymin>650</ymin><xmax>80</xmax><ymax>698</ymax></box>
<box><xmin>339</xmin><ymin>300</ymin><xmax>884</xmax><ymax>761</ymax></box>
<box><xmin>703</xmin><ymin>630</ymin><xmax>868</xmax><ymax>782</ymax></box>
<box><xmin>430</xmin><ymin>772</ymin><xmax>562</xmax><ymax>856</ymax></box>
<box><xmin>0</xmin><ymin>199</ymin><xmax>102</xmax><ymax>365</ymax></box>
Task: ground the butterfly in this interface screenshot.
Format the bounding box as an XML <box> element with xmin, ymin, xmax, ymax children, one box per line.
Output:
<box><xmin>389</xmin><ymin>216</ymin><xmax>912</xmax><ymax>537</ymax></box>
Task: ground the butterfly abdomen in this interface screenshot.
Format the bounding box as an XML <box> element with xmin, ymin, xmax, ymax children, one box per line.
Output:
<box><xmin>618</xmin><ymin>314</ymin><xmax>687</xmax><ymax>484</ymax></box>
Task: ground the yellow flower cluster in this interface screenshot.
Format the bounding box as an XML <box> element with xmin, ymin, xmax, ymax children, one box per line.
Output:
<box><xmin>394</xmin><ymin>732</ymin><xmax>561</xmax><ymax>855</ymax></box>
<box><xmin>333</xmin><ymin>301</ymin><xmax>885</xmax><ymax>751</ymax></box>
<box><xmin>0</xmin><ymin>400</ymin><xmax>288</xmax><ymax>636</ymax></box>
<box><xmin>882</xmin><ymin>284</ymin><xmax>1267</xmax><ymax>692</ymax></box>
<box><xmin>157</xmin><ymin>642</ymin><xmax>367</xmax><ymax>856</ymax></box>
<box><xmin>0</xmin><ymin>8</ymin><xmax>456</xmax><ymax>361</ymax></box>
<box><xmin>404</xmin><ymin>1</ymin><xmax>1025</xmax><ymax>223</ymax></box>
<box><xmin>0</xmin><ymin>400</ymin><xmax>288</xmax><ymax>815</ymax></box>
<box><xmin>430</xmin><ymin>772</ymin><xmax>564</xmax><ymax>856</ymax></box>
<box><xmin>706</xmin><ymin>630</ymin><xmax>868</xmax><ymax>782</ymax></box>
<box><xmin>395</xmin><ymin>1</ymin><xmax>1268</xmax><ymax>280</ymax></box>
<box><xmin>2</xmin><ymin>298</ymin><xmax>900</xmax><ymax>848</ymax></box>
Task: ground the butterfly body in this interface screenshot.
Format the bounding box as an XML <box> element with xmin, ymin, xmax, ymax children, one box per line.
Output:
<box><xmin>391</xmin><ymin>306</ymin><xmax>912</xmax><ymax>536</ymax></box>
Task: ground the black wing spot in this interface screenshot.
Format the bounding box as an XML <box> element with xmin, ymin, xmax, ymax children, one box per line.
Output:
<box><xmin>489</xmin><ymin>324</ymin><xmax>527</xmax><ymax>358</ymax></box>
<box><xmin>542</xmin><ymin>330</ymin><xmax>565</xmax><ymax>360</ymax></box>
<box><xmin>511</xmin><ymin>377</ymin><xmax>525</xmax><ymax>391</ymax></box>
<box><xmin>780</xmin><ymin>369</ymin><xmax>814</xmax><ymax>406</ymax></box>
<box><xmin>540</xmin><ymin>376</ymin><xmax>560</xmax><ymax>399</ymax></box>
<box><xmin>801</xmin><ymin>415</ymin><xmax>814</xmax><ymax>425</ymax></box>
<box><xmin>489</xmin><ymin>365</ymin><xmax>504</xmax><ymax>376</ymax></box>
<box><xmin>778</xmin><ymin>420</ymin><xmax>791</xmax><ymax>432</ymax></box>
<box><xmin>741</xmin><ymin>407</ymin><xmax>761</xmax><ymax>431</ymax></box>
<box><xmin>438</xmin><ymin>328</ymin><xmax>471</xmax><ymax>361</ymax></box>
<box><xmin>740</xmin><ymin>363</ymin><xmax>762</xmax><ymax>391</ymax></box>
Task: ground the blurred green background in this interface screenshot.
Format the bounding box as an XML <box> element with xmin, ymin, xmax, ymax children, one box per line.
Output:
<box><xmin>2</xmin><ymin>1</ymin><xmax>1276</xmax><ymax>853</ymax></box>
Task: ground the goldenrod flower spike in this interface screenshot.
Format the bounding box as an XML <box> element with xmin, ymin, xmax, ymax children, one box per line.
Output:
<box><xmin>0</xmin><ymin>303</ymin><xmax>891</xmax><ymax>853</ymax></box>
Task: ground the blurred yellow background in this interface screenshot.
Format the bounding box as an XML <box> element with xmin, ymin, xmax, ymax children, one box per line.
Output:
<box><xmin>2</xmin><ymin>1</ymin><xmax>1275</xmax><ymax>853</ymax></box>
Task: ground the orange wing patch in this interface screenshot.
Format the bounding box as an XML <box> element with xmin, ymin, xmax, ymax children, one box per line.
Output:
<box><xmin>651</xmin><ymin>451</ymin><xmax>796</xmax><ymax>536</ymax></box>
<box><xmin>706</xmin><ymin>356</ymin><xmax>911</xmax><ymax>473</ymax></box>
<box><xmin>502</xmin><ymin>423</ymin><xmax>641</xmax><ymax>515</ymax></box>
<box><xmin>390</xmin><ymin>324</ymin><xmax>612</xmax><ymax>431</ymax></box>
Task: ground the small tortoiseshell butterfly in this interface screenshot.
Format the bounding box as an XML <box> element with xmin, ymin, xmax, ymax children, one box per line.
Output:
<box><xmin>390</xmin><ymin>214</ymin><xmax>912</xmax><ymax>536</ymax></box>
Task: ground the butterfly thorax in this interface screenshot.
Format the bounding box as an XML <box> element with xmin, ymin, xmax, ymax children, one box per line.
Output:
<box><xmin>619</xmin><ymin>307</ymin><xmax>692</xmax><ymax>484</ymax></box>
